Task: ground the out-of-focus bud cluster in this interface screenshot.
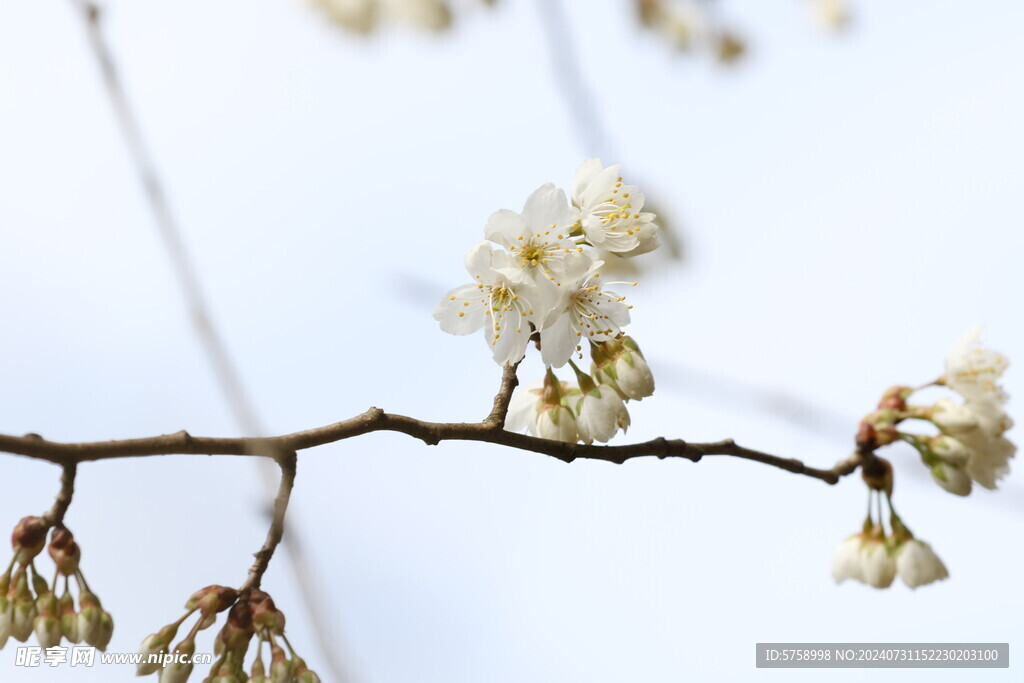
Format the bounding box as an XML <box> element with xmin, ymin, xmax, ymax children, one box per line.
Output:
<box><xmin>309</xmin><ymin>0</ymin><xmax>495</xmax><ymax>35</ymax></box>
<box><xmin>0</xmin><ymin>520</ymin><xmax>112</xmax><ymax>650</ymax></box>
<box><xmin>636</xmin><ymin>0</ymin><xmax>745</xmax><ymax>63</ymax></box>
<box><xmin>137</xmin><ymin>586</ymin><xmax>321</xmax><ymax>683</ymax></box>
<box><xmin>873</xmin><ymin>327</ymin><xmax>1015</xmax><ymax>496</ymax></box>
<box><xmin>636</xmin><ymin>0</ymin><xmax>851</xmax><ymax>62</ymax></box>
<box><xmin>808</xmin><ymin>0</ymin><xmax>851</xmax><ymax>31</ymax></box>
<box><xmin>832</xmin><ymin>327</ymin><xmax>1014</xmax><ymax>589</ymax></box>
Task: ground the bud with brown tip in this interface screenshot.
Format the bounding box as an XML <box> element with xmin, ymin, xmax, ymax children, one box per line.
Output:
<box><xmin>861</xmin><ymin>456</ymin><xmax>894</xmax><ymax>496</ymax></box>
<box><xmin>11</xmin><ymin>517</ymin><xmax>48</xmax><ymax>565</ymax></box>
<box><xmin>185</xmin><ymin>585</ymin><xmax>239</xmax><ymax>616</ymax></box>
<box><xmin>47</xmin><ymin>528</ymin><xmax>81</xmax><ymax>576</ymax></box>
<box><xmin>57</xmin><ymin>590</ymin><xmax>79</xmax><ymax>643</ymax></box>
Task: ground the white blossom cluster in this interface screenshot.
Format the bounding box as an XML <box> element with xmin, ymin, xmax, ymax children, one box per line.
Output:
<box><xmin>834</xmin><ymin>327</ymin><xmax>1014</xmax><ymax>590</ymax></box>
<box><xmin>832</xmin><ymin>520</ymin><xmax>948</xmax><ymax>590</ymax></box>
<box><xmin>434</xmin><ymin>160</ymin><xmax>659</xmax><ymax>444</ymax></box>
<box><xmin>908</xmin><ymin>327</ymin><xmax>1015</xmax><ymax>495</ymax></box>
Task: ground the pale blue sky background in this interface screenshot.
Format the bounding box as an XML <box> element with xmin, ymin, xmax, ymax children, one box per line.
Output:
<box><xmin>1</xmin><ymin>0</ymin><xmax>1023</xmax><ymax>681</ymax></box>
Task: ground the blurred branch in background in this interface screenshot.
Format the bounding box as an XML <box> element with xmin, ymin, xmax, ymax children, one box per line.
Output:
<box><xmin>65</xmin><ymin>2</ymin><xmax>352</xmax><ymax>680</ymax></box>
<box><xmin>533</xmin><ymin>0</ymin><xmax>686</xmax><ymax>263</ymax></box>
<box><xmin>651</xmin><ymin>358</ymin><xmax>853</xmax><ymax>440</ymax></box>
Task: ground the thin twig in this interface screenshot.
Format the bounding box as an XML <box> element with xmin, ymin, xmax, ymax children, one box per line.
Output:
<box><xmin>66</xmin><ymin>4</ymin><xmax>349</xmax><ymax>678</ymax></box>
<box><xmin>483</xmin><ymin>361</ymin><xmax>522</xmax><ymax>427</ymax></box>
<box><xmin>41</xmin><ymin>463</ymin><xmax>78</xmax><ymax>528</ymax></box>
<box><xmin>241</xmin><ymin>453</ymin><xmax>298</xmax><ymax>595</ymax></box>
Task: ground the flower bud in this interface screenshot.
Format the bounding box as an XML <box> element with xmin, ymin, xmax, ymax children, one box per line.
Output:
<box><xmin>218</xmin><ymin>601</ymin><xmax>255</xmax><ymax>662</ymax></box>
<box><xmin>250</xmin><ymin>591</ymin><xmax>279</xmax><ymax>631</ymax></box>
<box><xmin>250</xmin><ymin>657</ymin><xmax>268</xmax><ymax>683</ymax></box>
<box><xmin>58</xmin><ymin>591</ymin><xmax>79</xmax><ymax>643</ymax></box>
<box><xmin>11</xmin><ymin>517</ymin><xmax>48</xmax><ymax>565</ymax></box>
<box><xmin>31</xmin><ymin>572</ymin><xmax>49</xmax><ymax>598</ymax></box>
<box><xmin>270</xmin><ymin>643</ymin><xmax>293</xmax><ymax>683</ymax></box>
<box><xmin>138</xmin><ymin>621</ymin><xmax>181</xmax><ymax>675</ymax></box>
<box><xmin>877</xmin><ymin>386</ymin><xmax>910</xmax><ymax>411</ymax></box>
<box><xmin>48</xmin><ymin>528</ymin><xmax>81</xmax><ymax>576</ymax></box>
<box><xmin>34</xmin><ymin>614</ymin><xmax>62</xmax><ymax>648</ymax></box>
<box><xmin>185</xmin><ymin>585</ymin><xmax>239</xmax><ymax>616</ymax></box>
<box><xmin>930</xmin><ymin>462</ymin><xmax>972</xmax><ymax>497</ymax></box>
<box><xmin>94</xmin><ymin>610</ymin><xmax>114</xmax><ymax>651</ymax></box>
<box><xmin>295</xmin><ymin>657</ymin><xmax>322</xmax><ymax>683</ymax></box>
<box><xmin>860</xmin><ymin>456</ymin><xmax>893</xmax><ymax>495</ymax></box>
<box><xmin>35</xmin><ymin>591</ymin><xmax>57</xmax><ymax>617</ymax></box>
<box><xmin>534</xmin><ymin>404</ymin><xmax>578</xmax><ymax>443</ymax></box>
<box><xmin>12</xmin><ymin>597</ymin><xmax>37</xmax><ymax>642</ymax></box>
<box><xmin>612</xmin><ymin>338</ymin><xmax>655</xmax><ymax>400</ymax></box>
<box><xmin>161</xmin><ymin>637</ymin><xmax>195</xmax><ymax>683</ymax></box>
<box><xmin>0</xmin><ymin>597</ymin><xmax>13</xmax><ymax>648</ymax></box>
<box><xmin>860</xmin><ymin>535</ymin><xmax>896</xmax><ymax>589</ymax></box>
<box><xmin>77</xmin><ymin>596</ymin><xmax>104</xmax><ymax>647</ymax></box>
<box><xmin>896</xmin><ymin>539</ymin><xmax>949</xmax><ymax>589</ymax></box>
<box><xmin>930</xmin><ymin>435</ymin><xmax>970</xmax><ymax>467</ymax></box>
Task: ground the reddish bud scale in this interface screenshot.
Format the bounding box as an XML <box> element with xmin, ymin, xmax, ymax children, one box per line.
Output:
<box><xmin>218</xmin><ymin>602</ymin><xmax>256</xmax><ymax>660</ymax></box>
<box><xmin>186</xmin><ymin>585</ymin><xmax>239</xmax><ymax>615</ymax></box>
<box><xmin>11</xmin><ymin>517</ymin><xmax>48</xmax><ymax>563</ymax></box>
<box><xmin>855</xmin><ymin>422</ymin><xmax>878</xmax><ymax>451</ymax></box>
<box><xmin>877</xmin><ymin>385</ymin><xmax>910</xmax><ymax>411</ymax></box>
<box><xmin>861</xmin><ymin>456</ymin><xmax>894</xmax><ymax>495</ymax></box>
<box><xmin>48</xmin><ymin>528</ymin><xmax>82</xmax><ymax>576</ymax></box>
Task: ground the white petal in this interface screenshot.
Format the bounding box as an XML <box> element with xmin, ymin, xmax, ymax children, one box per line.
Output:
<box><xmin>433</xmin><ymin>284</ymin><xmax>485</xmax><ymax>335</ymax></box>
<box><xmin>571</xmin><ymin>158</ymin><xmax>605</xmax><ymax>202</ymax></box>
<box><xmin>483</xmin><ymin>210</ymin><xmax>529</xmax><ymax>249</ymax></box>
<box><xmin>521</xmin><ymin>183</ymin><xmax>573</xmax><ymax>232</ymax></box>
<box><xmin>540</xmin><ymin>312</ymin><xmax>577</xmax><ymax>368</ymax></box>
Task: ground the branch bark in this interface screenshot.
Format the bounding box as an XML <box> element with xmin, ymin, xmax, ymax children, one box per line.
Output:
<box><xmin>241</xmin><ymin>452</ymin><xmax>298</xmax><ymax>595</ymax></box>
<box><xmin>41</xmin><ymin>462</ymin><xmax>78</xmax><ymax>527</ymax></box>
<box><xmin>0</xmin><ymin>410</ymin><xmax>861</xmax><ymax>484</ymax></box>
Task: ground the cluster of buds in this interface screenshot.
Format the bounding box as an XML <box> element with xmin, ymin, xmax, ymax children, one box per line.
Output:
<box><xmin>309</xmin><ymin>0</ymin><xmax>495</xmax><ymax>35</ymax></box>
<box><xmin>137</xmin><ymin>585</ymin><xmax>320</xmax><ymax>683</ymax></box>
<box><xmin>636</xmin><ymin>0</ymin><xmax>745</xmax><ymax>63</ymax></box>
<box><xmin>636</xmin><ymin>0</ymin><xmax>849</xmax><ymax>62</ymax></box>
<box><xmin>860</xmin><ymin>327</ymin><xmax>1015</xmax><ymax>496</ymax></box>
<box><xmin>0</xmin><ymin>518</ymin><xmax>112</xmax><ymax>650</ymax></box>
<box><xmin>833</xmin><ymin>327</ymin><xmax>1013</xmax><ymax>589</ymax></box>
<box><xmin>832</xmin><ymin>508</ymin><xmax>948</xmax><ymax>590</ymax></box>
<box><xmin>508</xmin><ymin>337</ymin><xmax>655</xmax><ymax>444</ymax></box>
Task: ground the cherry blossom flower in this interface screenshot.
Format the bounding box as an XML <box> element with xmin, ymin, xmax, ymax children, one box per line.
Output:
<box><xmin>484</xmin><ymin>183</ymin><xmax>592</xmax><ymax>318</ymax></box>
<box><xmin>434</xmin><ymin>242</ymin><xmax>536</xmax><ymax>366</ymax></box>
<box><xmin>945</xmin><ymin>326</ymin><xmax>1009</xmax><ymax>404</ymax></box>
<box><xmin>538</xmin><ymin>267</ymin><xmax>632</xmax><ymax>368</ymax></box>
<box><xmin>571</xmin><ymin>159</ymin><xmax>659</xmax><ymax>256</ymax></box>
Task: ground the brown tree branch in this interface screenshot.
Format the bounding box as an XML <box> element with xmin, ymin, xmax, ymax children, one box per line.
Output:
<box><xmin>41</xmin><ymin>462</ymin><xmax>78</xmax><ymax>528</ymax></box>
<box><xmin>0</xmin><ymin>410</ymin><xmax>861</xmax><ymax>484</ymax></box>
<box><xmin>483</xmin><ymin>361</ymin><xmax>522</xmax><ymax>427</ymax></box>
<box><xmin>240</xmin><ymin>452</ymin><xmax>298</xmax><ymax>595</ymax></box>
